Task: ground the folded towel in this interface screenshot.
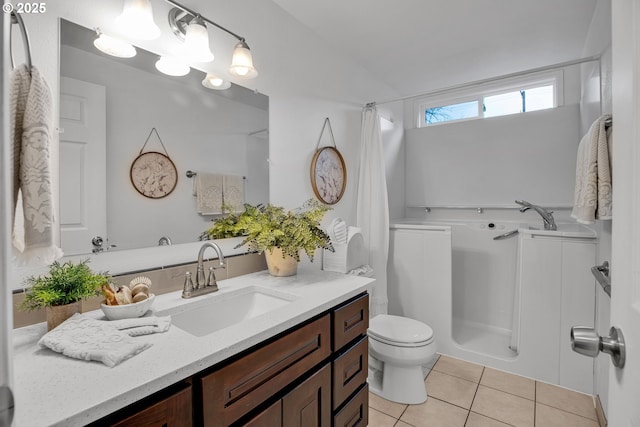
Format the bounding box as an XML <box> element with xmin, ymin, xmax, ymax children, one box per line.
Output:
<box><xmin>193</xmin><ymin>172</ymin><xmax>223</xmax><ymax>215</ymax></box>
<box><xmin>223</xmin><ymin>175</ymin><xmax>244</xmax><ymax>212</ymax></box>
<box><xmin>10</xmin><ymin>64</ymin><xmax>63</xmax><ymax>265</ymax></box>
<box><xmin>571</xmin><ymin>114</ymin><xmax>613</xmax><ymax>224</ymax></box>
<box><xmin>38</xmin><ymin>314</ymin><xmax>171</xmax><ymax>367</ymax></box>
<box><xmin>109</xmin><ymin>315</ymin><xmax>172</xmax><ymax>337</ymax></box>
<box><xmin>38</xmin><ymin>314</ymin><xmax>149</xmax><ymax>367</ymax></box>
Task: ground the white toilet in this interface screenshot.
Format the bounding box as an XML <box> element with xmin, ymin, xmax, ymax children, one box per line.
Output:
<box><xmin>367</xmin><ymin>314</ymin><xmax>436</xmax><ymax>404</ymax></box>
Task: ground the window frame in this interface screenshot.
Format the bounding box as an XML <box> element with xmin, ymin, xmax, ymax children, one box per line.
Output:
<box><xmin>414</xmin><ymin>70</ymin><xmax>564</xmax><ymax>128</ymax></box>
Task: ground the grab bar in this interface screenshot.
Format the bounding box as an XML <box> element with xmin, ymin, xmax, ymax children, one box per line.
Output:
<box><xmin>591</xmin><ymin>261</ymin><xmax>611</xmax><ymax>297</ymax></box>
<box><xmin>493</xmin><ymin>229</ymin><xmax>519</xmax><ymax>240</ymax></box>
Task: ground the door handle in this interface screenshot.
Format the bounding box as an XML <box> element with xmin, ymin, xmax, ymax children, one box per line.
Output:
<box><xmin>0</xmin><ymin>385</ymin><xmax>15</xmax><ymax>425</ymax></box>
<box><xmin>570</xmin><ymin>326</ymin><xmax>626</xmax><ymax>368</ymax></box>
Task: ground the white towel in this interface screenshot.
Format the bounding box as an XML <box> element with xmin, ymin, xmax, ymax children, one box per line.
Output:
<box><xmin>10</xmin><ymin>64</ymin><xmax>63</xmax><ymax>265</ymax></box>
<box><xmin>193</xmin><ymin>172</ymin><xmax>223</xmax><ymax>215</ymax></box>
<box><xmin>223</xmin><ymin>175</ymin><xmax>245</xmax><ymax>212</ymax></box>
<box><xmin>38</xmin><ymin>313</ymin><xmax>162</xmax><ymax>367</ymax></box>
<box><xmin>109</xmin><ymin>315</ymin><xmax>172</xmax><ymax>337</ymax></box>
<box><xmin>571</xmin><ymin>114</ymin><xmax>613</xmax><ymax>224</ymax></box>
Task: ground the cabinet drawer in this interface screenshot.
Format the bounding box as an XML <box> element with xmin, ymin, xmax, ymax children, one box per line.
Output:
<box><xmin>111</xmin><ymin>384</ymin><xmax>192</xmax><ymax>427</ymax></box>
<box><xmin>333</xmin><ymin>336</ymin><xmax>368</xmax><ymax>409</ymax></box>
<box><xmin>333</xmin><ymin>383</ymin><xmax>368</xmax><ymax>427</ymax></box>
<box><xmin>201</xmin><ymin>314</ymin><xmax>331</xmax><ymax>426</ymax></box>
<box><xmin>333</xmin><ymin>293</ymin><xmax>369</xmax><ymax>351</ymax></box>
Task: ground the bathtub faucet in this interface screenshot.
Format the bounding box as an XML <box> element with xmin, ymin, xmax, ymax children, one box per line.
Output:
<box><xmin>515</xmin><ymin>200</ymin><xmax>557</xmax><ymax>231</ymax></box>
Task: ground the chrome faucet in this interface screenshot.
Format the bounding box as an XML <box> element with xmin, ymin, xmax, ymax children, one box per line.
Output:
<box><xmin>515</xmin><ymin>200</ymin><xmax>557</xmax><ymax>231</ymax></box>
<box><xmin>182</xmin><ymin>242</ymin><xmax>226</xmax><ymax>299</ymax></box>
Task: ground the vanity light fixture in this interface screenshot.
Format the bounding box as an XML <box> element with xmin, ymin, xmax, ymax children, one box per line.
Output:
<box><xmin>155</xmin><ymin>56</ymin><xmax>190</xmax><ymax>76</ymax></box>
<box><xmin>181</xmin><ymin>15</ymin><xmax>214</xmax><ymax>63</ymax></box>
<box><xmin>229</xmin><ymin>39</ymin><xmax>258</xmax><ymax>79</ymax></box>
<box><xmin>166</xmin><ymin>0</ymin><xmax>258</xmax><ymax>79</ymax></box>
<box><xmin>93</xmin><ymin>29</ymin><xmax>137</xmax><ymax>58</ymax></box>
<box><xmin>115</xmin><ymin>0</ymin><xmax>161</xmax><ymax>41</ymax></box>
<box><xmin>202</xmin><ymin>73</ymin><xmax>231</xmax><ymax>90</ymax></box>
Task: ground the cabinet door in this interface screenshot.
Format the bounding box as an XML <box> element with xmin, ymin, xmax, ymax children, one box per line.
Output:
<box><xmin>111</xmin><ymin>385</ymin><xmax>192</xmax><ymax>427</ymax></box>
<box><xmin>282</xmin><ymin>364</ymin><xmax>331</xmax><ymax>427</ymax></box>
<box><xmin>241</xmin><ymin>400</ymin><xmax>282</xmax><ymax>427</ymax></box>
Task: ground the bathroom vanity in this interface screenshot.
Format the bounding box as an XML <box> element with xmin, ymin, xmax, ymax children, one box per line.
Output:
<box><xmin>11</xmin><ymin>267</ymin><xmax>372</xmax><ymax>426</ymax></box>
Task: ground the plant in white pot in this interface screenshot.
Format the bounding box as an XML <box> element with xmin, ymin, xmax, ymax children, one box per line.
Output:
<box><xmin>203</xmin><ymin>199</ymin><xmax>334</xmax><ymax>276</ymax></box>
<box><xmin>20</xmin><ymin>259</ymin><xmax>109</xmax><ymax>330</ymax></box>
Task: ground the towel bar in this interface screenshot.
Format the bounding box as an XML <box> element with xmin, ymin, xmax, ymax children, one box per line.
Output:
<box><xmin>591</xmin><ymin>261</ymin><xmax>611</xmax><ymax>297</ymax></box>
<box><xmin>186</xmin><ymin>170</ymin><xmax>245</xmax><ymax>179</ymax></box>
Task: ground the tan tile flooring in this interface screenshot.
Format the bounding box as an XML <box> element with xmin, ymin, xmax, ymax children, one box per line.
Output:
<box><xmin>368</xmin><ymin>355</ymin><xmax>600</xmax><ymax>427</ymax></box>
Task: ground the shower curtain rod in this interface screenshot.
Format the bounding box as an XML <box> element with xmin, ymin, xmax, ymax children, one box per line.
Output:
<box><xmin>366</xmin><ymin>54</ymin><xmax>602</xmax><ymax>107</ymax></box>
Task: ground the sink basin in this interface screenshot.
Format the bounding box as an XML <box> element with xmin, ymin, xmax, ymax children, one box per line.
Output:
<box><xmin>160</xmin><ymin>286</ymin><xmax>298</xmax><ymax>337</ymax></box>
<box><xmin>520</xmin><ymin>223</ymin><xmax>597</xmax><ymax>239</ymax></box>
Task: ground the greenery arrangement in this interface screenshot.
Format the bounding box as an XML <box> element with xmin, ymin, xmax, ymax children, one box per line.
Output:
<box><xmin>20</xmin><ymin>259</ymin><xmax>109</xmax><ymax>310</ymax></box>
<box><xmin>203</xmin><ymin>199</ymin><xmax>334</xmax><ymax>261</ymax></box>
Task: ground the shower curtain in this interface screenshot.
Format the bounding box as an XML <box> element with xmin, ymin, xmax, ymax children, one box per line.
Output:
<box><xmin>357</xmin><ymin>105</ymin><xmax>389</xmax><ymax>317</ymax></box>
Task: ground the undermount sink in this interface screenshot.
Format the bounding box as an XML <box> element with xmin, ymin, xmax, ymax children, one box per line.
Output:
<box><xmin>521</xmin><ymin>223</ymin><xmax>597</xmax><ymax>239</ymax></box>
<box><xmin>159</xmin><ymin>286</ymin><xmax>298</xmax><ymax>337</ymax></box>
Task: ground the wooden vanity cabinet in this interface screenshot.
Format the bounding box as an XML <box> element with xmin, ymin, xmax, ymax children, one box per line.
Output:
<box><xmin>92</xmin><ymin>292</ymin><xmax>369</xmax><ymax>427</ymax></box>
<box><xmin>235</xmin><ymin>293</ymin><xmax>369</xmax><ymax>427</ymax></box>
<box><xmin>89</xmin><ymin>382</ymin><xmax>193</xmax><ymax>427</ymax></box>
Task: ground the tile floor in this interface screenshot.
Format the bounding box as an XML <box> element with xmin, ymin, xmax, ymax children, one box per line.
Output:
<box><xmin>368</xmin><ymin>355</ymin><xmax>600</xmax><ymax>427</ymax></box>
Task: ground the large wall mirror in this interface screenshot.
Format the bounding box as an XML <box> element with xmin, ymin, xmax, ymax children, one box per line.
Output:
<box><xmin>58</xmin><ymin>19</ymin><xmax>269</xmax><ymax>256</ymax></box>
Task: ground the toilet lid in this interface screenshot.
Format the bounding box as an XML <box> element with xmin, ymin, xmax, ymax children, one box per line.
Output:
<box><xmin>368</xmin><ymin>315</ymin><xmax>434</xmax><ymax>345</ymax></box>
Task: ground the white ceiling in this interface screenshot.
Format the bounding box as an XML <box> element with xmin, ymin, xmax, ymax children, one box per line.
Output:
<box><xmin>271</xmin><ymin>0</ymin><xmax>599</xmax><ymax>98</ymax></box>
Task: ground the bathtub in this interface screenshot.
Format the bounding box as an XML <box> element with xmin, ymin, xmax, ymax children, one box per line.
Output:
<box><xmin>387</xmin><ymin>219</ymin><xmax>597</xmax><ymax>393</ymax></box>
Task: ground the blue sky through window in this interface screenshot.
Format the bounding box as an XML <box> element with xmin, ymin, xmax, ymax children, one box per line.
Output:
<box><xmin>426</xmin><ymin>100</ymin><xmax>478</xmax><ymax>124</ymax></box>
<box><xmin>424</xmin><ymin>84</ymin><xmax>555</xmax><ymax>126</ymax></box>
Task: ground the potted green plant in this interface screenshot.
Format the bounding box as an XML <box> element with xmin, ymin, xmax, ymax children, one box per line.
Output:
<box><xmin>20</xmin><ymin>259</ymin><xmax>109</xmax><ymax>330</ymax></box>
<box><xmin>203</xmin><ymin>199</ymin><xmax>334</xmax><ymax>276</ymax></box>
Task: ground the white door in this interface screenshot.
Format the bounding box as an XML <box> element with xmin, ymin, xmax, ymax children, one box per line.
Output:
<box><xmin>59</xmin><ymin>77</ymin><xmax>107</xmax><ymax>255</ymax></box>
<box><xmin>608</xmin><ymin>1</ymin><xmax>640</xmax><ymax>424</ymax></box>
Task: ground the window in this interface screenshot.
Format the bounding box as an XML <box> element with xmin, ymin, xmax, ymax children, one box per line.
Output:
<box><xmin>416</xmin><ymin>71</ymin><xmax>562</xmax><ymax>127</ymax></box>
<box><xmin>426</xmin><ymin>100</ymin><xmax>478</xmax><ymax>124</ymax></box>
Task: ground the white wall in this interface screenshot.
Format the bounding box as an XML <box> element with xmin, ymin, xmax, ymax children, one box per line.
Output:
<box><xmin>9</xmin><ymin>0</ymin><xmax>397</xmax><ymax>280</ymax></box>
<box><xmin>404</xmin><ymin>105</ymin><xmax>580</xmax><ymax>208</ymax></box>
<box><xmin>379</xmin><ymin>101</ymin><xmax>405</xmax><ymax>221</ymax></box>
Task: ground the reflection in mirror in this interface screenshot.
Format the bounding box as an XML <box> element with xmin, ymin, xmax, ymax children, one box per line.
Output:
<box><xmin>58</xmin><ymin>19</ymin><xmax>269</xmax><ymax>256</ymax></box>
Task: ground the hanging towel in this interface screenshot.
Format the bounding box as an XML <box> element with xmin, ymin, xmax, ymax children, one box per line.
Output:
<box><xmin>223</xmin><ymin>175</ymin><xmax>244</xmax><ymax>212</ymax></box>
<box><xmin>193</xmin><ymin>172</ymin><xmax>223</xmax><ymax>215</ymax></box>
<box><xmin>37</xmin><ymin>313</ymin><xmax>172</xmax><ymax>367</ymax></box>
<box><xmin>571</xmin><ymin>114</ymin><xmax>613</xmax><ymax>224</ymax></box>
<box><xmin>10</xmin><ymin>64</ymin><xmax>63</xmax><ymax>265</ymax></box>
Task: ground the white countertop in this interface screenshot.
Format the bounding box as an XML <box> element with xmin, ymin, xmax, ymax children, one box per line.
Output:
<box><xmin>12</xmin><ymin>267</ymin><xmax>373</xmax><ymax>427</ymax></box>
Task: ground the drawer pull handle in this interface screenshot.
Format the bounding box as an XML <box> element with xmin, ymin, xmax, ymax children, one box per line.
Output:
<box><xmin>227</xmin><ymin>335</ymin><xmax>321</xmax><ymax>404</ymax></box>
<box><xmin>344</xmin><ymin>410</ymin><xmax>363</xmax><ymax>427</ymax></box>
<box><xmin>343</xmin><ymin>311</ymin><xmax>364</xmax><ymax>333</ymax></box>
<box><xmin>343</xmin><ymin>358</ymin><xmax>363</xmax><ymax>385</ymax></box>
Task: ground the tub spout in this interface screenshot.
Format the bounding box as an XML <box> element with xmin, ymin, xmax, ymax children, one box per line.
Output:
<box><xmin>515</xmin><ymin>200</ymin><xmax>557</xmax><ymax>231</ymax></box>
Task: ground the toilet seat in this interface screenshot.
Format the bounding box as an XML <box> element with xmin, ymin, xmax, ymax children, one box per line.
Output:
<box><xmin>368</xmin><ymin>315</ymin><xmax>434</xmax><ymax>347</ymax></box>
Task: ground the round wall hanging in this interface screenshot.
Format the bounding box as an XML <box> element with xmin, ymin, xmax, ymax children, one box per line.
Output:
<box><xmin>310</xmin><ymin>118</ymin><xmax>346</xmax><ymax>205</ymax></box>
<box><xmin>130</xmin><ymin>128</ymin><xmax>178</xmax><ymax>199</ymax></box>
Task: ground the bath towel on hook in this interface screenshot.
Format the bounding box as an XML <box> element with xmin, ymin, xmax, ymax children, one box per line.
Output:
<box><xmin>571</xmin><ymin>114</ymin><xmax>612</xmax><ymax>224</ymax></box>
